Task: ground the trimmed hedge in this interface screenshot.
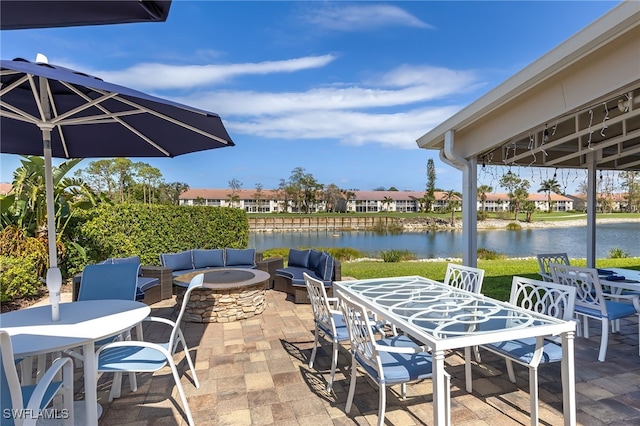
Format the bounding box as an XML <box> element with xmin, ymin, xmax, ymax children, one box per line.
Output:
<box><xmin>75</xmin><ymin>204</ymin><xmax>249</xmax><ymax>266</ymax></box>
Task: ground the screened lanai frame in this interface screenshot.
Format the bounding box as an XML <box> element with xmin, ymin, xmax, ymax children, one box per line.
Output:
<box><xmin>417</xmin><ymin>1</ymin><xmax>640</xmax><ymax>268</ymax></box>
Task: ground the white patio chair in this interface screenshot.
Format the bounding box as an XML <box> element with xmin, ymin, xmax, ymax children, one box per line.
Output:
<box><xmin>337</xmin><ymin>293</ymin><xmax>448</xmax><ymax>426</ymax></box>
<box><xmin>444</xmin><ymin>263</ymin><xmax>485</xmax><ymax>293</ymax></box>
<box><xmin>444</xmin><ymin>263</ymin><xmax>485</xmax><ymax>362</ymax></box>
<box><xmin>304</xmin><ymin>272</ymin><xmax>350</xmax><ymax>392</ymax></box>
<box><xmin>1</xmin><ymin>330</ymin><xmax>74</xmax><ymax>426</ymax></box>
<box><xmin>536</xmin><ymin>253</ymin><xmax>570</xmax><ymax>282</ymax></box>
<box><xmin>468</xmin><ymin>277</ymin><xmax>576</xmax><ymax>426</ymax></box>
<box><xmin>550</xmin><ymin>263</ymin><xmax>640</xmax><ymax>362</ymax></box>
<box><xmin>96</xmin><ymin>273</ymin><xmax>204</xmax><ymax>426</ymax></box>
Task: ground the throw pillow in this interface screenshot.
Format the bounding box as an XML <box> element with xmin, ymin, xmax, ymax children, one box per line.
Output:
<box><xmin>316</xmin><ymin>252</ymin><xmax>335</xmax><ymax>281</ymax></box>
<box><xmin>193</xmin><ymin>249</ymin><xmax>224</xmax><ymax>268</ymax></box>
<box><xmin>308</xmin><ymin>249</ymin><xmax>324</xmax><ymax>271</ymax></box>
<box><xmin>288</xmin><ymin>248</ymin><xmax>310</xmax><ymax>268</ymax></box>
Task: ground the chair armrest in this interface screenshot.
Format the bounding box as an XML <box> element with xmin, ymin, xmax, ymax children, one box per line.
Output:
<box><xmin>374</xmin><ymin>341</ymin><xmax>425</xmax><ymax>354</ymax></box>
<box><xmin>25</xmin><ymin>356</ymin><xmax>73</xmax><ymax>412</ymax></box>
<box><xmin>143</xmin><ymin>316</ymin><xmax>177</xmax><ymax>328</ymax></box>
<box><xmin>326</xmin><ymin>297</ymin><xmax>340</xmax><ymax>309</ymax></box>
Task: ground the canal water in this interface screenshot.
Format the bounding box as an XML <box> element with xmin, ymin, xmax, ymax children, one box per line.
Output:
<box><xmin>249</xmin><ymin>221</ymin><xmax>639</xmax><ymax>259</ymax></box>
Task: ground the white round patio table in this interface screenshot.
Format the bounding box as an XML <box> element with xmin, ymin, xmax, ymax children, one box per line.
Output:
<box><xmin>0</xmin><ymin>300</ymin><xmax>150</xmax><ymax>425</ymax></box>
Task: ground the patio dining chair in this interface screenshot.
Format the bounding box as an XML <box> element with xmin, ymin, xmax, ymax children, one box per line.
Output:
<box><xmin>550</xmin><ymin>263</ymin><xmax>640</xmax><ymax>362</ymax></box>
<box><xmin>69</xmin><ymin>262</ymin><xmax>141</xmax><ymax>396</ymax></box>
<box><xmin>444</xmin><ymin>263</ymin><xmax>485</xmax><ymax>362</ymax></box>
<box><xmin>95</xmin><ymin>273</ymin><xmax>205</xmax><ymax>426</ymax></box>
<box><xmin>1</xmin><ymin>330</ymin><xmax>74</xmax><ymax>426</ymax></box>
<box><xmin>337</xmin><ymin>292</ymin><xmax>449</xmax><ymax>426</ymax></box>
<box><xmin>536</xmin><ymin>253</ymin><xmax>570</xmax><ymax>282</ymax></box>
<box><xmin>304</xmin><ymin>272</ymin><xmax>349</xmax><ymax>392</ymax></box>
<box><xmin>468</xmin><ymin>276</ymin><xmax>576</xmax><ymax>426</ymax></box>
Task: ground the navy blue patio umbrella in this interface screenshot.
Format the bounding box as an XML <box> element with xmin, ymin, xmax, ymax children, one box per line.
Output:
<box><xmin>0</xmin><ymin>0</ymin><xmax>172</xmax><ymax>30</ymax></box>
<box><xmin>0</xmin><ymin>56</ymin><xmax>234</xmax><ymax>319</ymax></box>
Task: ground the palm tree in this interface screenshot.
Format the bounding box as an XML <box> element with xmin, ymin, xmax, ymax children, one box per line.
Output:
<box><xmin>443</xmin><ymin>190</ymin><xmax>461</xmax><ymax>226</ymax></box>
<box><xmin>538</xmin><ymin>178</ymin><xmax>561</xmax><ymax>212</ymax></box>
<box><xmin>382</xmin><ymin>196</ymin><xmax>394</xmax><ymax>212</ymax></box>
<box><xmin>477</xmin><ymin>184</ymin><xmax>493</xmax><ymax>218</ymax></box>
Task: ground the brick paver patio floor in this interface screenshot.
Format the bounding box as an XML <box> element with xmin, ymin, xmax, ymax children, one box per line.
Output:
<box><xmin>87</xmin><ymin>289</ymin><xmax>640</xmax><ymax>425</ymax></box>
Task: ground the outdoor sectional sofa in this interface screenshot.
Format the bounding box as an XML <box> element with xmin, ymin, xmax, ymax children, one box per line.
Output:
<box><xmin>274</xmin><ymin>248</ymin><xmax>341</xmax><ymax>304</ymax></box>
<box><xmin>160</xmin><ymin>248</ymin><xmax>258</xmax><ymax>277</ymax></box>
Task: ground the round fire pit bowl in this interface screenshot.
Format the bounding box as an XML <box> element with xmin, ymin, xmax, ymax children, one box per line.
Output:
<box><xmin>173</xmin><ymin>268</ymin><xmax>270</xmax><ymax>323</ymax></box>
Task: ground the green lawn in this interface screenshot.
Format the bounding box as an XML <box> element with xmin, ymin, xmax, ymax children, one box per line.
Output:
<box><xmin>341</xmin><ymin>257</ymin><xmax>640</xmax><ymax>301</ymax></box>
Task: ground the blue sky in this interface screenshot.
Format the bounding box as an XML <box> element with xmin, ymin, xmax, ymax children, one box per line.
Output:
<box><xmin>0</xmin><ymin>1</ymin><xmax>621</xmax><ymax>193</ymax></box>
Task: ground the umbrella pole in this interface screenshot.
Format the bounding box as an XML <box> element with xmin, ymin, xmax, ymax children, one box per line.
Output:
<box><xmin>40</xmin><ymin>75</ymin><xmax>61</xmax><ymax>321</ymax></box>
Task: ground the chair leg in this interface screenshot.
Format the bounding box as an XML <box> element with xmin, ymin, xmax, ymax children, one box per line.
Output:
<box><xmin>345</xmin><ymin>359</ymin><xmax>357</xmax><ymax>413</ymax></box>
<box><xmin>583</xmin><ymin>315</ymin><xmax>590</xmax><ymax>338</ymax></box>
<box><xmin>309</xmin><ymin>325</ymin><xmax>320</xmax><ymax>369</ymax></box>
<box><xmin>167</xmin><ymin>358</ymin><xmax>195</xmax><ymax>426</ymax></box>
<box><xmin>528</xmin><ymin>367</ymin><xmax>539</xmax><ymax>426</ymax></box>
<box><xmin>505</xmin><ymin>359</ymin><xmax>516</xmax><ymax>383</ymax></box>
<box><xmin>598</xmin><ymin>318</ymin><xmax>609</xmax><ymax>362</ymax></box>
<box><xmin>327</xmin><ymin>338</ymin><xmax>338</xmax><ymax>392</ymax></box>
<box><xmin>181</xmin><ymin>342</ymin><xmax>200</xmax><ymax>389</ymax></box>
<box><xmin>377</xmin><ymin>383</ymin><xmax>386</xmax><ymax>426</ymax></box>
<box><xmin>109</xmin><ymin>373</ymin><xmax>123</xmax><ymax>402</ymax></box>
<box><xmin>473</xmin><ymin>345</ymin><xmax>482</xmax><ymax>363</ymax></box>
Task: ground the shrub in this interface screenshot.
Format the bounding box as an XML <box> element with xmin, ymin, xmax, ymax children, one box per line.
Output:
<box><xmin>73</xmin><ymin>204</ymin><xmax>250</xmax><ymax>266</ymax></box>
<box><xmin>609</xmin><ymin>247</ymin><xmax>629</xmax><ymax>258</ymax></box>
<box><xmin>380</xmin><ymin>249</ymin><xmax>416</xmax><ymax>263</ymax></box>
<box><xmin>506</xmin><ymin>222</ymin><xmax>522</xmax><ymax>230</ymax></box>
<box><xmin>0</xmin><ymin>255</ymin><xmax>42</xmax><ymax>302</ymax></box>
<box><xmin>477</xmin><ymin>248</ymin><xmax>506</xmax><ymax>260</ymax></box>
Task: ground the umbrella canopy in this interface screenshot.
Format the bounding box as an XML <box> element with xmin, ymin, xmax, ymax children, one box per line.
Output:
<box><xmin>0</xmin><ymin>57</ymin><xmax>234</xmax><ymax>310</ymax></box>
<box><xmin>0</xmin><ymin>0</ymin><xmax>172</xmax><ymax>30</ymax></box>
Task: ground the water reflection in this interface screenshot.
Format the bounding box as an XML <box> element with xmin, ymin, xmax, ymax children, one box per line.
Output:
<box><xmin>250</xmin><ymin>222</ymin><xmax>639</xmax><ymax>259</ymax></box>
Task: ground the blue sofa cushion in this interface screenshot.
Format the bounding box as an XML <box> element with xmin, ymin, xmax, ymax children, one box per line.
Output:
<box><xmin>288</xmin><ymin>249</ymin><xmax>310</xmax><ymax>268</ymax></box>
<box><xmin>276</xmin><ymin>266</ymin><xmax>311</xmax><ymax>285</ymax></box>
<box><xmin>225</xmin><ymin>248</ymin><xmax>256</xmax><ymax>268</ymax></box>
<box><xmin>160</xmin><ymin>250</ymin><xmax>193</xmax><ymax>271</ymax></box>
<box><xmin>308</xmin><ymin>249</ymin><xmax>323</xmax><ymax>271</ymax></box>
<box><xmin>317</xmin><ymin>252</ymin><xmax>335</xmax><ymax>281</ymax></box>
<box><xmin>193</xmin><ymin>249</ymin><xmax>224</xmax><ymax>269</ymax></box>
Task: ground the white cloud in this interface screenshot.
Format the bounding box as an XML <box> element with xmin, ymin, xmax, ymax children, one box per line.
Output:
<box><xmin>304</xmin><ymin>4</ymin><xmax>433</xmax><ymax>31</ymax></box>
<box><xmin>95</xmin><ymin>55</ymin><xmax>337</xmax><ymax>90</ymax></box>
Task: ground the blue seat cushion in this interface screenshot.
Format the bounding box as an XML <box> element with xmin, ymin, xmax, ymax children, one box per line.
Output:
<box><xmin>276</xmin><ymin>266</ymin><xmax>309</xmax><ymax>285</ymax></box>
<box><xmin>160</xmin><ymin>251</ymin><xmax>193</xmax><ymax>271</ymax></box>
<box><xmin>225</xmin><ymin>248</ymin><xmax>256</xmax><ymax>267</ymax></box>
<box><xmin>137</xmin><ymin>276</ymin><xmax>159</xmax><ymax>292</ymax></box>
<box><xmin>288</xmin><ymin>249</ymin><xmax>310</xmax><ymax>268</ymax></box>
<box><xmin>317</xmin><ymin>312</ymin><xmax>350</xmax><ymax>342</ymax></box>
<box><xmin>576</xmin><ymin>300</ymin><xmax>637</xmax><ymax>320</ymax></box>
<box><xmin>484</xmin><ymin>337</ymin><xmax>563</xmax><ymax>364</ymax></box>
<box><xmin>193</xmin><ymin>249</ymin><xmax>224</xmax><ymax>269</ymax></box>
<box><xmin>355</xmin><ymin>343</ymin><xmax>433</xmax><ymax>385</ymax></box>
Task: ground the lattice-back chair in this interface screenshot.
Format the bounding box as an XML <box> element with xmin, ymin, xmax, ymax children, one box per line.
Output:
<box><xmin>304</xmin><ymin>272</ymin><xmax>350</xmax><ymax>392</ymax></box>
<box><xmin>444</xmin><ymin>263</ymin><xmax>485</xmax><ymax>293</ymax></box>
<box><xmin>337</xmin><ymin>292</ymin><xmax>448</xmax><ymax>426</ymax></box>
<box><xmin>468</xmin><ymin>277</ymin><xmax>576</xmax><ymax>425</ymax></box>
<box><xmin>550</xmin><ymin>263</ymin><xmax>640</xmax><ymax>362</ymax></box>
<box><xmin>1</xmin><ymin>330</ymin><xmax>74</xmax><ymax>426</ymax></box>
<box><xmin>536</xmin><ymin>253</ymin><xmax>570</xmax><ymax>282</ymax></box>
<box><xmin>96</xmin><ymin>273</ymin><xmax>205</xmax><ymax>426</ymax></box>
<box><xmin>444</xmin><ymin>263</ymin><xmax>485</xmax><ymax>362</ymax></box>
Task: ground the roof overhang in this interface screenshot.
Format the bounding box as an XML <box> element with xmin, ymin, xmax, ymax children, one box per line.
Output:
<box><xmin>416</xmin><ymin>1</ymin><xmax>640</xmax><ymax>172</ymax></box>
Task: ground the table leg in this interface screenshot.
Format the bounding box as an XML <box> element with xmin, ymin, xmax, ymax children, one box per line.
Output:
<box><xmin>432</xmin><ymin>349</ymin><xmax>448</xmax><ymax>426</ymax></box>
<box><xmin>82</xmin><ymin>342</ymin><xmax>99</xmax><ymax>425</ymax></box>
<box><xmin>561</xmin><ymin>330</ymin><xmax>576</xmax><ymax>426</ymax></box>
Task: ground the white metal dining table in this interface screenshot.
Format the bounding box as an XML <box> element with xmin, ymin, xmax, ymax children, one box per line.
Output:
<box><xmin>0</xmin><ymin>300</ymin><xmax>150</xmax><ymax>425</ymax></box>
<box><xmin>334</xmin><ymin>275</ymin><xmax>577</xmax><ymax>426</ymax></box>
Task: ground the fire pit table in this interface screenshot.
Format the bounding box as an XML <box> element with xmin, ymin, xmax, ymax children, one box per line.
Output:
<box><xmin>173</xmin><ymin>268</ymin><xmax>270</xmax><ymax>323</ymax></box>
